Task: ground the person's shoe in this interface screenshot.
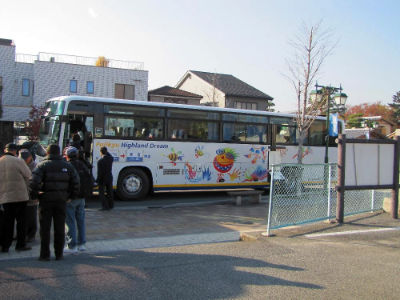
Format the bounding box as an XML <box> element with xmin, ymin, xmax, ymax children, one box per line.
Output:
<box><xmin>16</xmin><ymin>246</ymin><xmax>32</xmax><ymax>252</ymax></box>
<box><xmin>55</xmin><ymin>255</ymin><xmax>64</xmax><ymax>261</ymax></box>
<box><xmin>64</xmin><ymin>246</ymin><xmax>78</xmax><ymax>254</ymax></box>
<box><xmin>78</xmin><ymin>244</ymin><xmax>86</xmax><ymax>251</ymax></box>
<box><xmin>26</xmin><ymin>237</ymin><xmax>35</xmax><ymax>243</ymax></box>
<box><xmin>98</xmin><ymin>208</ymin><xmax>109</xmax><ymax>211</ymax></box>
<box><xmin>38</xmin><ymin>256</ymin><xmax>50</xmax><ymax>261</ymax></box>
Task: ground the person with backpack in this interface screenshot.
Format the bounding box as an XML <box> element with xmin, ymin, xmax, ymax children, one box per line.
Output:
<box><xmin>64</xmin><ymin>146</ymin><xmax>90</xmax><ymax>253</ymax></box>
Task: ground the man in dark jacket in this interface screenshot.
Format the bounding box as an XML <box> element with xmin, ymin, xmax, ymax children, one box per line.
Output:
<box><xmin>64</xmin><ymin>146</ymin><xmax>90</xmax><ymax>253</ymax></box>
<box><xmin>31</xmin><ymin>144</ymin><xmax>80</xmax><ymax>261</ymax></box>
<box><xmin>97</xmin><ymin>146</ymin><xmax>114</xmax><ymax>211</ymax></box>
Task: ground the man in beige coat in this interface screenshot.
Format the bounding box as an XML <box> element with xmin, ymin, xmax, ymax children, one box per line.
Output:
<box><xmin>0</xmin><ymin>143</ymin><xmax>32</xmax><ymax>253</ymax></box>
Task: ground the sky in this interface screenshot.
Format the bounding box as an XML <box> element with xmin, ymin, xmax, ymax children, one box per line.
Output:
<box><xmin>1</xmin><ymin>0</ymin><xmax>399</xmax><ymax>112</ymax></box>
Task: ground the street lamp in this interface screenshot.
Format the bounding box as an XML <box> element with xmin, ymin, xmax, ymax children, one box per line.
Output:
<box><xmin>310</xmin><ymin>83</ymin><xmax>348</xmax><ymax>163</ymax></box>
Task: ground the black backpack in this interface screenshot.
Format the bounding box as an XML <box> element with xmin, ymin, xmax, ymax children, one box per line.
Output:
<box><xmin>70</xmin><ymin>159</ymin><xmax>93</xmax><ymax>198</ymax></box>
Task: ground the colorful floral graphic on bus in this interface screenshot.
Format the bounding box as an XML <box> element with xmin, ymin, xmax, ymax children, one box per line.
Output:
<box><xmin>202</xmin><ymin>167</ymin><xmax>212</xmax><ymax>181</ymax></box>
<box><xmin>244</xmin><ymin>146</ymin><xmax>267</xmax><ymax>164</ymax></box>
<box><xmin>213</xmin><ymin>148</ymin><xmax>238</xmax><ymax>173</ymax></box>
<box><xmin>163</xmin><ymin>148</ymin><xmax>183</xmax><ymax>166</ymax></box>
<box><xmin>184</xmin><ymin>163</ymin><xmax>212</xmax><ymax>183</ymax></box>
<box><xmin>184</xmin><ymin>162</ymin><xmax>197</xmax><ymax>180</ymax></box>
<box><xmin>228</xmin><ymin>168</ymin><xmax>241</xmax><ymax>181</ymax></box>
<box><xmin>292</xmin><ymin>147</ymin><xmax>312</xmax><ymax>160</ymax></box>
<box><xmin>194</xmin><ymin>145</ymin><xmax>205</xmax><ymax>158</ymax></box>
<box><xmin>243</xmin><ymin>165</ymin><xmax>269</xmax><ymax>182</ymax></box>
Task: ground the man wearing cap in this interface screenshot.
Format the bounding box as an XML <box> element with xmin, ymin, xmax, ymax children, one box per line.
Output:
<box><xmin>0</xmin><ymin>143</ymin><xmax>32</xmax><ymax>253</ymax></box>
<box><xmin>31</xmin><ymin>144</ymin><xmax>80</xmax><ymax>261</ymax></box>
<box><xmin>64</xmin><ymin>146</ymin><xmax>90</xmax><ymax>253</ymax></box>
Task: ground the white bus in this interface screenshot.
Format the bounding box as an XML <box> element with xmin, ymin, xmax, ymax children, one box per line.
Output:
<box><xmin>38</xmin><ymin>96</ymin><xmax>339</xmax><ymax>200</ymax></box>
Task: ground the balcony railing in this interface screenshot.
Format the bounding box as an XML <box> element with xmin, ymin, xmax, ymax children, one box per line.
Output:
<box><xmin>15</xmin><ymin>52</ymin><xmax>144</xmax><ymax>70</ymax></box>
<box><xmin>15</xmin><ymin>53</ymin><xmax>38</xmax><ymax>64</ymax></box>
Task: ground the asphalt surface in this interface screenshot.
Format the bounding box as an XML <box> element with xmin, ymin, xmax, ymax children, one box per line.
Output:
<box><xmin>0</xmin><ymin>191</ymin><xmax>400</xmax><ymax>299</ymax></box>
<box><xmin>0</xmin><ymin>224</ymin><xmax>399</xmax><ymax>299</ymax></box>
<box><xmin>0</xmin><ymin>191</ymin><xmax>398</xmax><ymax>261</ymax></box>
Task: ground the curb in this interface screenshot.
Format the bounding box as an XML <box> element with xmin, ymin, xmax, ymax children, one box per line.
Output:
<box><xmin>0</xmin><ymin>231</ymin><xmax>241</xmax><ymax>261</ymax></box>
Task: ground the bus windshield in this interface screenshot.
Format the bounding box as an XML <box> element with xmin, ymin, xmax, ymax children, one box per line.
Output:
<box><xmin>45</xmin><ymin>100</ymin><xmax>65</xmax><ymax>117</ymax></box>
<box><xmin>39</xmin><ymin>116</ymin><xmax>61</xmax><ymax>147</ymax></box>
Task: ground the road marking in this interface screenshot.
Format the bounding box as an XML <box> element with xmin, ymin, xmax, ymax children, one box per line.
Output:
<box><xmin>305</xmin><ymin>227</ymin><xmax>400</xmax><ymax>238</ymax></box>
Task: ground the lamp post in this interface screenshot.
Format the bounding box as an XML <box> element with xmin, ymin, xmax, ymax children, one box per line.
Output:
<box><xmin>310</xmin><ymin>83</ymin><xmax>347</xmax><ymax>163</ymax></box>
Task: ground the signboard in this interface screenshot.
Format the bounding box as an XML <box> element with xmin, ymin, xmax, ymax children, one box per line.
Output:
<box><xmin>345</xmin><ymin>143</ymin><xmax>394</xmax><ymax>186</ymax></box>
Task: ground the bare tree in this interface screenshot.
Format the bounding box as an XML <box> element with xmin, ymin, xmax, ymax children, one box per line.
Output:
<box><xmin>286</xmin><ymin>21</ymin><xmax>337</xmax><ymax>163</ymax></box>
<box><xmin>202</xmin><ymin>73</ymin><xmax>219</xmax><ymax>107</ymax></box>
<box><xmin>25</xmin><ymin>105</ymin><xmax>47</xmax><ymax>141</ymax></box>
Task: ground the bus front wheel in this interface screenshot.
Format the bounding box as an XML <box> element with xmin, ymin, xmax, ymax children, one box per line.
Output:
<box><xmin>117</xmin><ymin>168</ymin><xmax>150</xmax><ymax>200</ymax></box>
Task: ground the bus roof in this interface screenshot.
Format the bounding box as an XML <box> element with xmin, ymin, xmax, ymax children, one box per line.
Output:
<box><xmin>46</xmin><ymin>95</ymin><xmax>328</xmax><ymax>121</ymax></box>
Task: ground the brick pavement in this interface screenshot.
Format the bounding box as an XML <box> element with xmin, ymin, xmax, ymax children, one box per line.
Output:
<box><xmin>0</xmin><ymin>202</ymin><xmax>268</xmax><ymax>261</ymax></box>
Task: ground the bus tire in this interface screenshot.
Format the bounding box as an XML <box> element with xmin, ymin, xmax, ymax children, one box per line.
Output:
<box><xmin>117</xmin><ymin>168</ymin><xmax>150</xmax><ymax>200</ymax></box>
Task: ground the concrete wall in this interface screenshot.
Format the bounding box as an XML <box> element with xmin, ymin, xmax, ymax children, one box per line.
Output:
<box><xmin>33</xmin><ymin>61</ymin><xmax>148</xmax><ymax>107</ymax></box>
<box><xmin>0</xmin><ymin>42</ymin><xmax>148</xmax><ymax>122</ymax></box>
<box><xmin>0</xmin><ymin>44</ymin><xmax>26</xmax><ymax>121</ymax></box>
<box><xmin>178</xmin><ymin>74</ymin><xmax>225</xmax><ymax>107</ymax></box>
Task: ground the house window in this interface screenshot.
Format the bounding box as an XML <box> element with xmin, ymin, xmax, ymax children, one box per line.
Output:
<box><xmin>234</xmin><ymin>101</ymin><xmax>257</xmax><ymax>110</ymax></box>
<box><xmin>87</xmin><ymin>81</ymin><xmax>94</xmax><ymax>94</ymax></box>
<box><xmin>70</xmin><ymin>80</ymin><xmax>77</xmax><ymax>93</ymax></box>
<box><xmin>22</xmin><ymin>79</ymin><xmax>30</xmax><ymax>96</ymax></box>
<box><xmin>115</xmin><ymin>83</ymin><xmax>135</xmax><ymax>100</ymax></box>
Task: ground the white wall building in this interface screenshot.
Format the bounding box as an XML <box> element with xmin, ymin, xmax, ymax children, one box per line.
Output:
<box><xmin>176</xmin><ymin>70</ymin><xmax>273</xmax><ymax>111</ymax></box>
<box><xmin>0</xmin><ymin>38</ymin><xmax>148</xmax><ymax>147</ymax></box>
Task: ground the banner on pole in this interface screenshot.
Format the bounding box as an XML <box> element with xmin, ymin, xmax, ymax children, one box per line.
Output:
<box><xmin>329</xmin><ymin>113</ymin><xmax>339</xmax><ymax>137</ymax></box>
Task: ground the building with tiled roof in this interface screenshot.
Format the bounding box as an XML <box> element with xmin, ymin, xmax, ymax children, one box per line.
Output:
<box><xmin>148</xmin><ymin>85</ymin><xmax>202</xmax><ymax>105</ymax></box>
<box><xmin>176</xmin><ymin>70</ymin><xmax>273</xmax><ymax>111</ymax></box>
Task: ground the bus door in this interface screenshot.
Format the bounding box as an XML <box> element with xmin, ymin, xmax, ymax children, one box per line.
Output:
<box><xmin>65</xmin><ymin>101</ymin><xmax>99</xmax><ymax>165</ymax></box>
<box><xmin>64</xmin><ymin>115</ymin><xmax>93</xmax><ymax>162</ymax></box>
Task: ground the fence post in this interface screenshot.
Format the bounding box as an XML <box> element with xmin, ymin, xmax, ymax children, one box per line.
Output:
<box><xmin>327</xmin><ymin>164</ymin><xmax>332</xmax><ymax>220</ymax></box>
<box><xmin>391</xmin><ymin>136</ymin><xmax>400</xmax><ymax>219</ymax></box>
<box><xmin>266</xmin><ymin>165</ymin><xmax>275</xmax><ymax>237</ymax></box>
<box><xmin>371</xmin><ymin>190</ymin><xmax>375</xmax><ymax>211</ymax></box>
<box><xmin>336</xmin><ymin>134</ymin><xmax>346</xmax><ymax>223</ymax></box>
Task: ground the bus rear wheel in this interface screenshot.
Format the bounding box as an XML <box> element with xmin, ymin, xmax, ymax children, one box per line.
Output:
<box><xmin>117</xmin><ymin>168</ymin><xmax>150</xmax><ymax>200</ymax></box>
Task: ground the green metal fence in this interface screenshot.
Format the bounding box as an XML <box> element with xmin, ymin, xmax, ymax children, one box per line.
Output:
<box><xmin>266</xmin><ymin>163</ymin><xmax>390</xmax><ymax>235</ymax></box>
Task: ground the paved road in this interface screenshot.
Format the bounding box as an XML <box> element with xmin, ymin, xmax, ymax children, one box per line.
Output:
<box><xmin>0</xmin><ymin>191</ymin><xmax>399</xmax><ymax>299</ymax></box>
<box><xmin>0</xmin><ymin>226</ymin><xmax>399</xmax><ymax>299</ymax></box>
<box><xmin>0</xmin><ymin>191</ymin><xmax>269</xmax><ymax>260</ymax></box>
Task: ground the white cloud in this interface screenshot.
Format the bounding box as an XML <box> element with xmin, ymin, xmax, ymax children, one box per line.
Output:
<box><xmin>88</xmin><ymin>7</ymin><xmax>98</xmax><ymax>19</ymax></box>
